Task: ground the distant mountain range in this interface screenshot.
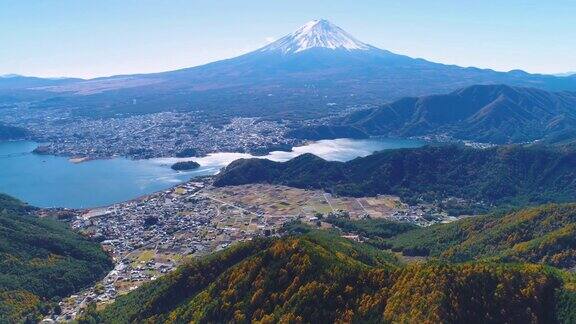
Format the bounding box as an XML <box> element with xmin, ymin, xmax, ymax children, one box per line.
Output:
<box><xmin>2</xmin><ymin>20</ymin><xmax>576</xmax><ymax>118</ymax></box>
<box><xmin>0</xmin><ymin>74</ymin><xmax>81</xmax><ymax>90</ymax></box>
<box><xmin>302</xmin><ymin>84</ymin><xmax>576</xmax><ymax>144</ymax></box>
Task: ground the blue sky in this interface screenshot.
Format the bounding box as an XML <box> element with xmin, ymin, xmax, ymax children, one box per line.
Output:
<box><xmin>1</xmin><ymin>0</ymin><xmax>575</xmax><ymax>78</ymax></box>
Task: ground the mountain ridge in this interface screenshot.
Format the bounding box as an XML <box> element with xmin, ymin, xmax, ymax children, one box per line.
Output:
<box><xmin>214</xmin><ymin>144</ymin><xmax>576</xmax><ymax>211</ymax></box>
<box><xmin>2</xmin><ymin>20</ymin><xmax>576</xmax><ymax>118</ymax></box>
<box><xmin>322</xmin><ymin>84</ymin><xmax>576</xmax><ymax>144</ymax></box>
<box><xmin>88</xmin><ymin>229</ymin><xmax>575</xmax><ymax>323</ymax></box>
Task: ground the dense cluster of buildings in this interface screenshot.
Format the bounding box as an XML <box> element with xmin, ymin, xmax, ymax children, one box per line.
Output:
<box><xmin>0</xmin><ymin>107</ymin><xmax>298</xmax><ymax>159</ymax></box>
<box><xmin>52</xmin><ymin>178</ymin><xmax>299</xmax><ymax>321</ymax></box>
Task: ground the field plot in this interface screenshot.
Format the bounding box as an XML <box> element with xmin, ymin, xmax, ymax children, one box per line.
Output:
<box><xmin>203</xmin><ymin>184</ymin><xmax>408</xmax><ymax>222</ymax></box>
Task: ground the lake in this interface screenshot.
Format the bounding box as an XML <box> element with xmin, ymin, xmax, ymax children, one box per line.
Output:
<box><xmin>0</xmin><ymin>138</ymin><xmax>423</xmax><ymax>208</ymax></box>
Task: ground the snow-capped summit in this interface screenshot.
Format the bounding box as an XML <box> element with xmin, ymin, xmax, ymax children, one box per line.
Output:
<box><xmin>259</xmin><ymin>19</ymin><xmax>371</xmax><ymax>54</ymax></box>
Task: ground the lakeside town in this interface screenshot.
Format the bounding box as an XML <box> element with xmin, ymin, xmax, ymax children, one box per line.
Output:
<box><xmin>1</xmin><ymin>109</ymin><xmax>298</xmax><ymax>159</ymax></box>
<box><xmin>0</xmin><ymin>102</ymin><xmax>500</xmax><ymax>163</ymax></box>
<box><xmin>39</xmin><ymin>178</ymin><xmax>461</xmax><ymax>322</ymax></box>
<box><xmin>48</xmin><ymin>179</ymin><xmax>291</xmax><ymax>321</ymax></box>
<box><xmin>0</xmin><ymin>101</ymin><xmax>371</xmax><ymax>160</ymax></box>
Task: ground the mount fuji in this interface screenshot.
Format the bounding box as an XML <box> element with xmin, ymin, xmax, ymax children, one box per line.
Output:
<box><xmin>5</xmin><ymin>19</ymin><xmax>576</xmax><ymax>118</ymax></box>
<box><xmin>257</xmin><ymin>19</ymin><xmax>372</xmax><ymax>54</ymax></box>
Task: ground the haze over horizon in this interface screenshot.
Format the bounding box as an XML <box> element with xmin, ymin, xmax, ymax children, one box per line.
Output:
<box><xmin>1</xmin><ymin>0</ymin><xmax>575</xmax><ymax>79</ymax></box>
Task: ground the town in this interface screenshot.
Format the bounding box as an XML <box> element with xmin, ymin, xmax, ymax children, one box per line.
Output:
<box><xmin>0</xmin><ymin>105</ymin><xmax>299</xmax><ymax>159</ymax></box>
<box><xmin>0</xmin><ymin>100</ymin><xmax>369</xmax><ymax>160</ymax></box>
<box><xmin>44</xmin><ymin>179</ymin><xmax>460</xmax><ymax>321</ymax></box>
<box><xmin>51</xmin><ymin>179</ymin><xmax>292</xmax><ymax>321</ymax></box>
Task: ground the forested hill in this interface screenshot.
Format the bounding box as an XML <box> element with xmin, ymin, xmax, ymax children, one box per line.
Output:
<box><xmin>214</xmin><ymin>145</ymin><xmax>576</xmax><ymax>209</ymax></box>
<box><xmin>389</xmin><ymin>204</ymin><xmax>576</xmax><ymax>267</ymax></box>
<box><xmin>89</xmin><ymin>230</ymin><xmax>576</xmax><ymax>323</ymax></box>
<box><xmin>334</xmin><ymin>203</ymin><xmax>576</xmax><ymax>269</ymax></box>
<box><xmin>0</xmin><ymin>194</ymin><xmax>113</xmax><ymax>322</ymax></box>
<box><xmin>293</xmin><ymin>85</ymin><xmax>576</xmax><ymax>144</ymax></box>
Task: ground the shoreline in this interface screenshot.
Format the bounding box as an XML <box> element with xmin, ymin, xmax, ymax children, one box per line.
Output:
<box><xmin>76</xmin><ymin>175</ymin><xmax>215</xmax><ymax>213</ymax></box>
<box><xmin>21</xmin><ymin>135</ymin><xmax>427</xmax><ymax>164</ymax></box>
<box><xmin>69</xmin><ymin>156</ymin><xmax>92</xmax><ymax>163</ymax></box>
<box><xmin>0</xmin><ymin>137</ymin><xmax>426</xmax><ymax>210</ymax></box>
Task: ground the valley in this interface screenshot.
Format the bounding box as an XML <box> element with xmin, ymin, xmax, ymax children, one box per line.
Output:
<box><xmin>27</xmin><ymin>139</ymin><xmax>575</xmax><ymax>322</ymax></box>
<box><xmin>51</xmin><ymin>180</ymin><xmax>456</xmax><ymax>321</ymax></box>
<box><xmin>1</xmin><ymin>8</ymin><xmax>576</xmax><ymax>323</ymax></box>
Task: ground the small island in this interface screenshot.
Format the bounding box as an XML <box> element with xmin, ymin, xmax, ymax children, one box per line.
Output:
<box><xmin>171</xmin><ymin>161</ymin><xmax>200</xmax><ymax>171</ymax></box>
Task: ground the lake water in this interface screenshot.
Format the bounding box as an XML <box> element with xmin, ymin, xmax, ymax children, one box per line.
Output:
<box><xmin>0</xmin><ymin>138</ymin><xmax>423</xmax><ymax>208</ymax></box>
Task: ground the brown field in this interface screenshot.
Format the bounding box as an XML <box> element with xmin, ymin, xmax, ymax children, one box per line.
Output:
<box><xmin>204</xmin><ymin>184</ymin><xmax>407</xmax><ymax>222</ymax></box>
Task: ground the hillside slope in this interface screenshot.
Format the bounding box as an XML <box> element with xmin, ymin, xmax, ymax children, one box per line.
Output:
<box><xmin>297</xmin><ymin>84</ymin><xmax>576</xmax><ymax>144</ymax></box>
<box><xmin>90</xmin><ymin>231</ymin><xmax>575</xmax><ymax>323</ymax></box>
<box><xmin>214</xmin><ymin>145</ymin><xmax>576</xmax><ymax>209</ymax></box>
<box><xmin>386</xmin><ymin>204</ymin><xmax>576</xmax><ymax>269</ymax></box>
<box><xmin>0</xmin><ymin>194</ymin><xmax>113</xmax><ymax>322</ymax></box>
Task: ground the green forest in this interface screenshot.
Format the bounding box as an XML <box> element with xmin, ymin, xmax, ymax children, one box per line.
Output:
<box><xmin>383</xmin><ymin>204</ymin><xmax>576</xmax><ymax>267</ymax></box>
<box><xmin>0</xmin><ymin>194</ymin><xmax>113</xmax><ymax>323</ymax></box>
<box><xmin>215</xmin><ymin>144</ymin><xmax>576</xmax><ymax>212</ymax></box>
<box><xmin>83</xmin><ymin>228</ymin><xmax>576</xmax><ymax>323</ymax></box>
